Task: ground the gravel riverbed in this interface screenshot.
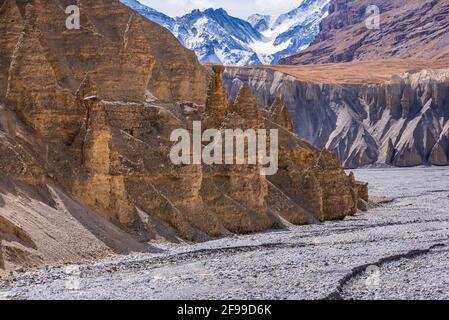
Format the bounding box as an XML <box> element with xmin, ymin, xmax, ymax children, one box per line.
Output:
<box><xmin>1</xmin><ymin>168</ymin><xmax>448</xmax><ymax>300</ymax></box>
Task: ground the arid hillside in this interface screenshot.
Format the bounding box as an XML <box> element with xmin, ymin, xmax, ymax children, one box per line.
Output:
<box><xmin>266</xmin><ymin>59</ymin><xmax>449</xmax><ymax>84</ymax></box>
<box><xmin>280</xmin><ymin>0</ymin><xmax>449</xmax><ymax>65</ymax></box>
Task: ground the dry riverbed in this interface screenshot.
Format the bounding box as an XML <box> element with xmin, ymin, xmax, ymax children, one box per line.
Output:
<box><xmin>1</xmin><ymin>168</ymin><xmax>448</xmax><ymax>300</ymax></box>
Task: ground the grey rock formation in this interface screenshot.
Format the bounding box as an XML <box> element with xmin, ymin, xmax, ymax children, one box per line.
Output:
<box><xmin>225</xmin><ymin>67</ymin><xmax>449</xmax><ymax>168</ymax></box>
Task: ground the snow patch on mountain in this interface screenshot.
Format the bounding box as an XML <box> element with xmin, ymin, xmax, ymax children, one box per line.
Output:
<box><xmin>248</xmin><ymin>0</ymin><xmax>330</xmax><ymax>64</ymax></box>
<box><xmin>121</xmin><ymin>0</ymin><xmax>175</xmax><ymax>30</ymax></box>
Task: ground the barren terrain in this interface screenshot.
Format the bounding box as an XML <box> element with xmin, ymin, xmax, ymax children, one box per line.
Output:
<box><xmin>1</xmin><ymin>168</ymin><xmax>448</xmax><ymax>300</ymax></box>
<box><xmin>236</xmin><ymin>59</ymin><xmax>449</xmax><ymax>85</ymax></box>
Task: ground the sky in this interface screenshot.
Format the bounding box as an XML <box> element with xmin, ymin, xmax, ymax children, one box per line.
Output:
<box><xmin>139</xmin><ymin>0</ymin><xmax>303</xmax><ymax>19</ymax></box>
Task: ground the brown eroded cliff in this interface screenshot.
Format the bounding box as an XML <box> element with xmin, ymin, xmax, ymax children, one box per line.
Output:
<box><xmin>0</xmin><ymin>0</ymin><xmax>363</xmax><ymax>273</ymax></box>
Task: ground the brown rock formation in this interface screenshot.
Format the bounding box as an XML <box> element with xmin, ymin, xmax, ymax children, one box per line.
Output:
<box><xmin>1</xmin><ymin>0</ymin><xmax>208</xmax><ymax>107</ymax></box>
<box><xmin>265</xmin><ymin>96</ymin><xmax>294</xmax><ymax>132</ymax></box>
<box><xmin>202</xmin><ymin>83</ymin><xmax>273</xmax><ymax>233</ymax></box>
<box><xmin>0</xmin><ymin>175</ymin><xmax>150</xmax><ymax>274</ymax></box>
<box><xmin>0</xmin><ymin>0</ymin><xmax>364</xmax><ymax>273</ymax></box>
<box><xmin>204</xmin><ymin>65</ymin><xmax>228</xmax><ymax>129</ymax></box>
<box><xmin>280</xmin><ymin>0</ymin><xmax>449</xmax><ymax>65</ymax></box>
<box><xmin>264</xmin><ymin>91</ymin><xmax>358</xmax><ymax>222</ymax></box>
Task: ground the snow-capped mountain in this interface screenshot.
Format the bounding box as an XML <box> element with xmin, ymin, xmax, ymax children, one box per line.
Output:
<box><xmin>247</xmin><ymin>0</ymin><xmax>330</xmax><ymax>64</ymax></box>
<box><xmin>247</xmin><ymin>14</ymin><xmax>272</xmax><ymax>32</ymax></box>
<box><xmin>121</xmin><ymin>0</ymin><xmax>330</xmax><ymax>66</ymax></box>
<box><xmin>173</xmin><ymin>8</ymin><xmax>263</xmax><ymax>66</ymax></box>
<box><xmin>121</xmin><ymin>0</ymin><xmax>175</xmax><ymax>30</ymax></box>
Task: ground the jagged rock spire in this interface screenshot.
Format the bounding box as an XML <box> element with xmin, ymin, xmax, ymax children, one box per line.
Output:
<box><xmin>230</xmin><ymin>83</ymin><xmax>263</xmax><ymax>129</ymax></box>
<box><xmin>265</xmin><ymin>96</ymin><xmax>294</xmax><ymax>132</ymax></box>
<box><xmin>204</xmin><ymin>65</ymin><xmax>228</xmax><ymax>129</ymax></box>
<box><xmin>76</xmin><ymin>73</ymin><xmax>97</xmax><ymax>101</ymax></box>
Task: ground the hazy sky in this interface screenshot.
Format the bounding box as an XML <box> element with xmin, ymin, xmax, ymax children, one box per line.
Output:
<box><xmin>139</xmin><ymin>0</ymin><xmax>303</xmax><ymax>19</ymax></box>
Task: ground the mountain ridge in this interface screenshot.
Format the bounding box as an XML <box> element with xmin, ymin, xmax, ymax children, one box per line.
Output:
<box><xmin>280</xmin><ymin>0</ymin><xmax>449</xmax><ymax>64</ymax></box>
<box><xmin>121</xmin><ymin>0</ymin><xmax>330</xmax><ymax>65</ymax></box>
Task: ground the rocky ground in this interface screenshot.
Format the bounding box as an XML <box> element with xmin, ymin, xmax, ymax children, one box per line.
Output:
<box><xmin>1</xmin><ymin>168</ymin><xmax>448</xmax><ymax>300</ymax></box>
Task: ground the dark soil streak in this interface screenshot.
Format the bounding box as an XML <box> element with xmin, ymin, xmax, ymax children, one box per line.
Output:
<box><xmin>325</xmin><ymin>243</ymin><xmax>447</xmax><ymax>300</ymax></box>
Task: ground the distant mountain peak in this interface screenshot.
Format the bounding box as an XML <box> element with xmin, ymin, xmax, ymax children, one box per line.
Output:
<box><xmin>247</xmin><ymin>14</ymin><xmax>273</xmax><ymax>32</ymax></box>
<box><xmin>120</xmin><ymin>0</ymin><xmax>175</xmax><ymax>30</ymax></box>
